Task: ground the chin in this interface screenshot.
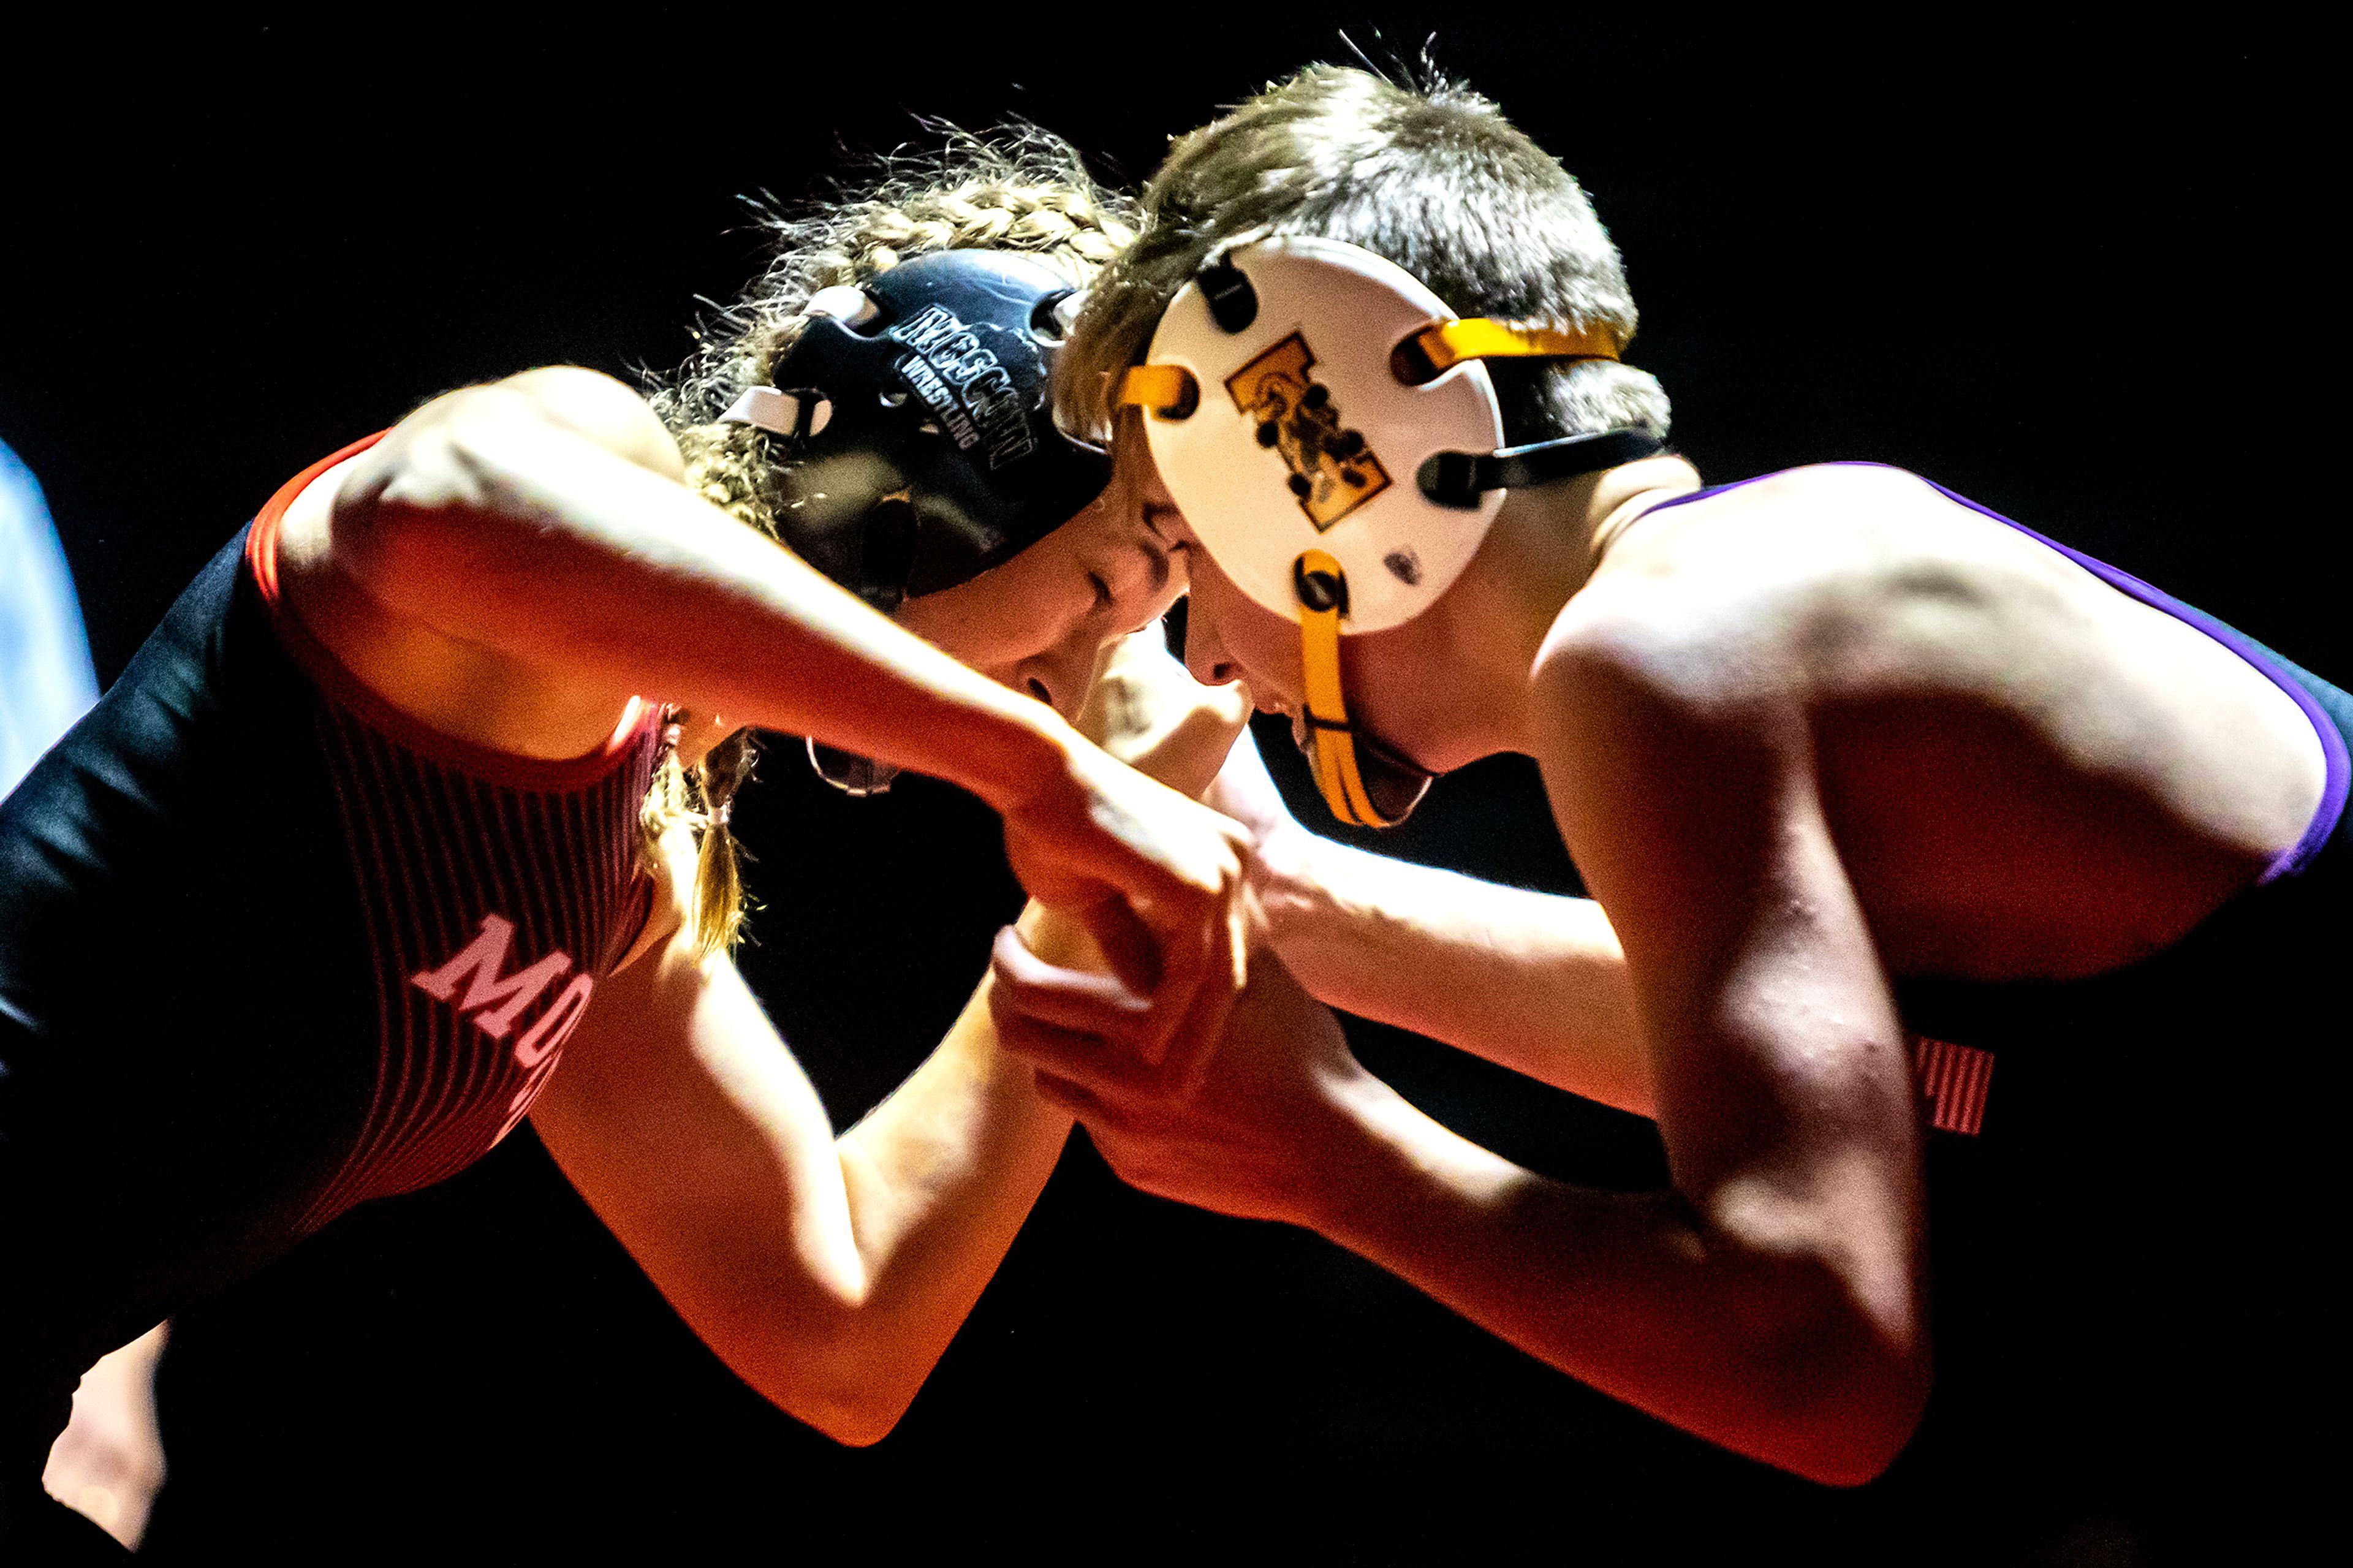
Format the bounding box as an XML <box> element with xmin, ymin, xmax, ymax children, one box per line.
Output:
<box><xmin>1389</xmin><ymin>725</ymin><xmax>1488</xmax><ymax>776</ymax></box>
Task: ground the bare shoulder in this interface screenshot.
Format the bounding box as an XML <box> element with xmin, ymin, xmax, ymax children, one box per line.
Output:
<box><xmin>271</xmin><ymin>366</ymin><xmax>688</xmax><ymax>760</ymax></box>
<box><xmin>1533</xmin><ymin>469</ymin><xmax>1912</xmax><ymax>708</ymax></box>
<box><xmin>1581</xmin><ymin>464</ymin><xmax>1957</xmax><ymax>603</ymax></box>
<box><xmin>351</xmin><ymin>366</ymin><xmax>685</xmax><ymax>493</ymax></box>
<box><xmin>1541</xmin><ymin>462</ymin><xmax>2058</xmax><ymax>711</ymax></box>
<box><xmin>1528</xmin><ymin>463</ymin><xmax>1993</xmax><ymax>803</ymax></box>
<box><xmin>490</xmin><ymin>366</ymin><xmax>687</xmax><ymax>482</ymax></box>
<box><xmin>280</xmin><ymin>368</ymin><xmax>683</xmax><ymax>572</ymax></box>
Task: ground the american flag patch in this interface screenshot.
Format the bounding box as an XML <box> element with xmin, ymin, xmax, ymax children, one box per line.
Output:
<box><xmin>1911</xmin><ymin>1034</ymin><xmax>1994</xmax><ymax>1137</ymax></box>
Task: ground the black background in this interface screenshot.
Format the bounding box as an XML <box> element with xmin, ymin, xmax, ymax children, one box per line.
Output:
<box><xmin>2</xmin><ymin>12</ymin><xmax>2331</xmax><ymax>1563</ymax></box>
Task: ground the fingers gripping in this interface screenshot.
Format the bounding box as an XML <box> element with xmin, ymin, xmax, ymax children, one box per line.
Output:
<box><xmin>990</xmin><ymin>925</ymin><xmax>1148</xmax><ymax>1028</ymax></box>
<box><xmin>988</xmin><ymin>927</ymin><xmax>1188</xmax><ymax>1098</ymax></box>
<box><xmin>996</xmin><ymin>632</ymin><xmax>1253</xmax><ymax>1089</ymax></box>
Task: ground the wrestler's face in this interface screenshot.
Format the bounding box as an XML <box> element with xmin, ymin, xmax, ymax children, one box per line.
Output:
<box><xmin>890</xmin><ymin>454</ymin><xmax>1186</xmax><ymax>722</ymax></box>
<box><xmin>1133</xmin><ymin>433</ymin><xmax>1446</xmax><ymax>770</ymax></box>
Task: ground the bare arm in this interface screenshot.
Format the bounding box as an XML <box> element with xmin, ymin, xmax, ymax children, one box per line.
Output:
<box><xmin>1021</xmin><ymin>953</ymin><xmax>1914</xmax><ymax>1485</ymax></box>
<box><xmin>291</xmin><ymin>368</ymin><xmax>1247</xmax><ymax>1059</ymax></box>
<box><xmin>532</xmin><ymin>874</ymin><xmax>1068</xmax><ymax>1445</ymax></box>
<box><xmin>1210</xmin><ymin>729</ymin><xmax>1650</xmax><ymax>1114</ymax></box>
<box><xmin>536</xmin><ymin>631</ymin><xmax>1249</xmax><ymax>1445</ymax></box>
<box><xmin>998</xmin><ymin>632</ymin><xmax>1930</xmax><ymax>1485</ymax></box>
<box><xmin>313</xmin><ymin>368</ymin><xmax>1072</xmax><ymax>797</ymax></box>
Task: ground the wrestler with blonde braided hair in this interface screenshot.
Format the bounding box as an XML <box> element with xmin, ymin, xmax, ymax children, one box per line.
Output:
<box><xmin>7</xmin><ymin>128</ymin><xmax>1248</xmax><ymax>1559</ymax></box>
<box><xmin>646</xmin><ymin>126</ymin><xmax>1177</xmax><ymax>953</ymax></box>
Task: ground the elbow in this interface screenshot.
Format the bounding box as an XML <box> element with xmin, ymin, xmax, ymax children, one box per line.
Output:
<box><xmin>734</xmin><ymin>1323</ymin><xmax>926</xmax><ymax>1451</ymax></box>
<box><xmin>1770</xmin><ymin>1365</ymin><xmax>1928</xmax><ymax>1488</ymax></box>
<box><xmin>781</xmin><ymin>1357</ymin><xmax>919</xmax><ymax>1449</ymax></box>
<box><xmin>1689</xmin><ymin>1171</ymin><xmax>1930</xmax><ymax>1486</ymax></box>
<box><xmin>1730</xmin><ymin>1266</ymin><xmax>1932</xmax><ymax>1487</ymax></box>
<box><xmin>1691</xmin><ymin>1214</ymin><xmax>1931</xmax><ymax>1485</ymax></box>
<box><xmin>793</xmin><ymin>1393</ymin><xmax>911</xmax><ymax>1450</ymax></box>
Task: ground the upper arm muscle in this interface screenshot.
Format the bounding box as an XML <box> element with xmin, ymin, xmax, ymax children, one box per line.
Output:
<box><xmin>327</xmin><ymin>367</ymin><xmax>681</xmax><ymax>581</ymax></box>
<box><xmin>529</xmin><ymin>863</ymin><xmax>865</xmax><ymax>1394</ymax></box>
<box><xmin>1532</xmin><ymin>623</ymin><xmax>1922</xmax><ymax>1267</ymax></box>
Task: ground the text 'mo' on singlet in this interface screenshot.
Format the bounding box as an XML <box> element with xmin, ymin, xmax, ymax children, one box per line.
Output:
<box><xmin>1</xmin><ymin>435</ymin><xmax>659</xmax><ymax>1448</ymax></box>
<box><xmin>243</xmin><ymin>443</ymin><xmax>661</xmax><ymax>1226</ymax></box>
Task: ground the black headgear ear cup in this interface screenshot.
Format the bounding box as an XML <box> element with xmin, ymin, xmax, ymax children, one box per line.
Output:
<box><xmin>1200</xmin><ymin>260</ymin><xmax>1258</xmax><ymax>333</ymax></box>
<box><xmin>857</xmin><ymin>499</ymin><xmax>921</xmax><ymax>613</ymax></box>
<box><xmin>738</xmin><ymin>251</ymin><xmax>1118</xmax><ymax>797</ymax></box>
<box><xmin>759</xmin><ymin>250</ymin><xmax>1115</xmax><ymax>611</ymax></box>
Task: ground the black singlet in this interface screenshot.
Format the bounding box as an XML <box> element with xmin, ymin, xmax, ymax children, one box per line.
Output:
<box><xmin>1</xmin><ymin>441</ymin><xmax>661</xmax><ymax>1502</ymax></box>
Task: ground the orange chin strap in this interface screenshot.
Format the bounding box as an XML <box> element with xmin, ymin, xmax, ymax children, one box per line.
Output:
<box><xmin>1294</xmin><ymin>549</ymin><xmax>1399</xmax><ymax>828</ymax></box>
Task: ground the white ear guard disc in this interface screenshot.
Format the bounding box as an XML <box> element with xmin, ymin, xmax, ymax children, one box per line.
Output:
<box><xmin>1132</xmin><ymin>236</ymin><xmax>1506</xmax><ymax>634</ymax></box>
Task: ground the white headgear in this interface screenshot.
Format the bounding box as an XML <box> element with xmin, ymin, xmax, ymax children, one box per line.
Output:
<box><xmin>1113</xmin><ymin>236</ymin><xmax>1657</xmax><ymax>826</ymax></box>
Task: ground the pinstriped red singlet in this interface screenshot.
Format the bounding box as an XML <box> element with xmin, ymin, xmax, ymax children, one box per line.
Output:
<box><xmin>247</xmin><ymin>436</ymin><xmax>661</xmax><ymax>1231</ymax></box>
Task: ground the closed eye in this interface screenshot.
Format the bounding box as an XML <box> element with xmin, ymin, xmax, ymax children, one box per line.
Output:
<box><xmin>1088</xmin><ymin>571</ymin><xmax>1115</xmax><ymax>610</ymax></box>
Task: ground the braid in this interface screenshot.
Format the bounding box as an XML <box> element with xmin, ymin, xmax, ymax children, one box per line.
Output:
<box><xmin>645</xmin><ymin>127</ymin><xmax>1139</xmax><ymax>957</ymax></box>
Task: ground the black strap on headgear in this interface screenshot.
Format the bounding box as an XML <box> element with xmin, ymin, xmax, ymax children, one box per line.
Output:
<box><xmin>756</xmin><ymin>249</ymin><xmax>1114</xmax><ymax>613</ymax></box>
<box><xmin>1415</xmin><ymin>428</ymin><xmax>1666</xmax><ymax>510</ymax></box>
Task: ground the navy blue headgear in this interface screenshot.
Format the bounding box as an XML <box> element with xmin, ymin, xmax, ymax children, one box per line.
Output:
<box><xmin>719</xmin><ymin>248</ymin><xmax>1113</xmax><ymax>793</ymax></box>
<box><xmin>729</xmin><ymin>249</ymin><xmax>1113</xmax><ymax>613</ymax></box>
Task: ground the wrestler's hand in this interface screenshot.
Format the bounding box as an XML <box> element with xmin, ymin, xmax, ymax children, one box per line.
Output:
<box><xmin>1203</xmin><ymin>722</ymin><xmax>1324</xmax><ymax>952</ymax></box>
<box><xmin>998</xmin><ymin>632</ymin><xmax>1253</xmax><ymax>1083</ymax></box>
<box><xmin>1203</xmin><ymin>718</ymin><xmax>1302</xmax><ymax>854</ymax></box>
<box><xmin>998</xmin><ymin>942</ymin><xmax>1370</xmax><ymax>1224</ymax></box>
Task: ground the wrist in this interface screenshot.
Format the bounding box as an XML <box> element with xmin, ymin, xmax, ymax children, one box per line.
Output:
<box><xmin>1298</xmin><ymin>1070</ymin><xmax>1512</xmax><ymax>1252</ymax></box>
<box><xmin>961</xmin><ymin>699</ymin><xmax>1083</xmax><ymax>818</ymax></box>
<box><xmin>1280</xmin><ymin>1059</ymin><xmax>1414</xmax><ymax>1236</ymax></box>
<box><xmin>1248</xmin><ymin>820</ymin><xmax>1328</xmax><ymax>953</ymax></box>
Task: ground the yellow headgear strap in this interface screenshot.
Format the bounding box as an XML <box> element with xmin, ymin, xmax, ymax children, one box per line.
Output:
<box><xmin>1294</xmin><ymin>549</ymin><xmax>1395</xmax><ymax>828</ymax></box>
<box><xmin>1115</xmin><ymin>318</ymin><xmax>1620</xmax><ymax>420</ymax></box>
<box><xmin>1112</xmin><ymin>365</ymin><xmax>1199</xmax><ymax>419</ymax></box>
<box><xmin>1407</xmin><ymin>318</ymin><xmax>1626</xmax><ymax>374</ymax></box>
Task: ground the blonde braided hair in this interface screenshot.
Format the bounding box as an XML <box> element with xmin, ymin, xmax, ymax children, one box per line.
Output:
<box><xmin>645</xmin><ymin>126</ymin><xmax>1139</xmax><ymax>957</ymax></box>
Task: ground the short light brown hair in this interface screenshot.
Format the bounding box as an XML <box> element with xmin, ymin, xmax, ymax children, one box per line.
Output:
<box><xmin>1059</xmin><ymin>64</ymin><xmax>1669</xmax><ymax>449</ymax></box>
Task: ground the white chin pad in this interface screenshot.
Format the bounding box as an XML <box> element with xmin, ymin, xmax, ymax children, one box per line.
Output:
<box><xmin>1135</xmin><ymin>236</ymin><xmax>1506</xmax><ymax>634</ymax></box>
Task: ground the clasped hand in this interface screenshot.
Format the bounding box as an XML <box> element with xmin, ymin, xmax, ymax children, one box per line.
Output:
<box><xmin>992</xmin><ymin>653</ymin><xmax>1374</xmax><ymax>1223</ymax></box>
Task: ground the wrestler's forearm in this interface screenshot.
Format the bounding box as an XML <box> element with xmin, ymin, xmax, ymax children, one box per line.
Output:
<box><xmin>341</xmin><ymin>384</ymin><xmax>1072</xmax><ymax>811</ymax></box>
<box><xmin>1301</xmin><ymin>1080</ymin><xmax>1925</xmax><ymax>1487</ymax></box>
<box><xmin>1259</xmin><ymin>831</ymin><xmax>1653</xmax><ymax>1115</ymax></box>
<box><xmin>818</xmin><ymin>898</ymin><xmax>1108</xmax><ymax>1438</ymax></box>
<box><xmin>536</xmin><ymin>923</ymin><xmax>1061</xmax><ymax>1447</ymax></box>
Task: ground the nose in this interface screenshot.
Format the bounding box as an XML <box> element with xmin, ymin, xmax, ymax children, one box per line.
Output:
<box><xmin>1183</xmin><ymin>600</ymin><xmax>1238</xmax><ymax>688</ymax></box>
<box><xmin>1015</xmin><ymin>632</ymin><xmax>1101</xmax><ymax>722</ymax></box>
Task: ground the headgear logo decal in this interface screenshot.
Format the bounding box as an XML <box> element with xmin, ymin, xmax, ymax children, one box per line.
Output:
<box><xmin>1225</xmin><ymin>333</ymin><xmax>1389</xmax><ymax>529</ymax></box>
<box><xmin>889</xmin><ymin>305</ymin><xmax>1037</xmax><ymax>471</ymax></box>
